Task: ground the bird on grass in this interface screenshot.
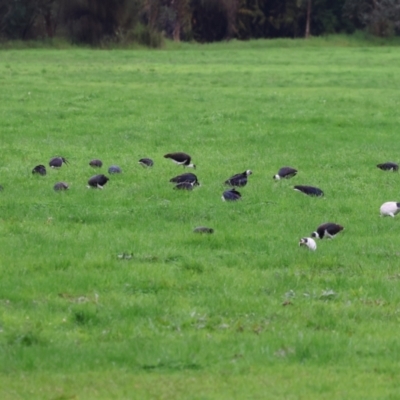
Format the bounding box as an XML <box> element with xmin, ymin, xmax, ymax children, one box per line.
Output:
<box><xmin>377</xmin><ymin>162</ymin><xmax>398</xmax><ymax>171</ymax></box>
<box><xmin>222</xmin><ymin>188</ymin><xmax>242</xmax><ymax>201</ymax></box>
<box><xmin>49</xmin><ymin>157</ymin><xmax>68</xmax><ymax>168</ymax></box>
<box><xmin>299</xmin><ymin>237</ymin><xmax>317</xmax><ymax>251</ymax></box>
<box><xmin>32</xmin><ymin>165</ymin><xmax>47</xmax><ymax>176</ymax></box>
<box><xmin>87</xmin><ymin>174</ymin><xmax>109</xmax><ymax>189</ymax></box>
<box><xmin>53</xmin><ymin>182</ymin><xmax>69</xmax><ymax>191</ymax></box>
<box><xmin>170</xmin><ymin>173</ymin><xmax>199</xmax><ymax>186</ymax></box>
<box><xmin>294</xmin><ymin>185</ymin><xmax>324</xmax><ymax>197</ymax></box>
<box><xmin>380</xmin><ymin>202</ymin><xmax>400</xmax><ymax>217</ymax></box>
<box><xmin>164</xmin><ymin>152</ymin><xmax>195</xmax><ymax>168</ymax></box>
<box><xmin>224</xmin><ymin>170</ymin><xmax>252</xmax><ymax>187</ymax></box>
<box><xmin>108</xmin><ymin>165</ymin><xmax>122</xmax><ymax>174</ymax></box>
<box><xmin>89</xmin><ymin>159</ymin><xmax>103</xmax><ymax>168</ymax></box>
<box><xmin>138</xmin><ymin>158</ymin><xmax>154</xmax><ymax>167</ymax></box>
<box><xmin>273</xmin><ymin>167</ymin><xmax>297</xmax><ymax>180</ymax></box>
<box><xmin>193</xmin><ymin>226</ymin><xmax>214</xmax><ymax>234</ymax></box>
<box><xmin>311</xmin><ymin>223</ymin><xmax>344</xmax><ymax>239</ymax></box>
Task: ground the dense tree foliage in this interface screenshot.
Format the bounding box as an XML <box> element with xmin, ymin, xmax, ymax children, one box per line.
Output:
<box><xmin>0</xmin><ymin>0</ymin><xmax>399</xmax><ymax>44</ymax></box>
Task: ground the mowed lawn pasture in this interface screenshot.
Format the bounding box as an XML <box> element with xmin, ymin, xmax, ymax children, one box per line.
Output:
<box><xmin>2</xmin><ymin>38</ymin><xmax>400</xmax><ymax>398</ymax></box>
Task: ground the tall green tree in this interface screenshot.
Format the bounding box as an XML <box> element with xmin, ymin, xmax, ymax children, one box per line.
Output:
<box><xmin>59</xmin><ymin>0</ymin><xmax>143</xmax><ymax>44</ymax></box>
<box><xmin>0</xmin><ymin>0</ymin><xmax>56</xmax><ymax>39</ymax></box>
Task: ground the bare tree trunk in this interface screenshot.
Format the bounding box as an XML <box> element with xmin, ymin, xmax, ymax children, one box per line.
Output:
<box><xmin>305</xmin><ymin>0</ymin><xmax>311</xmax><ymax>38</ymax></box>
<box><xmin>173</xmin><ymin>19</ymin><xmax>181</xmax><ymax>41</ymax></box>
<box><xmin>223</xmin><ymin>0</ymin><xmax>239</xmax><ymax>40</ymax></box>
<box><xmin>44</xmin><ymin>11</ymin><xmax>55</xmax><ymax>38</ymax></box>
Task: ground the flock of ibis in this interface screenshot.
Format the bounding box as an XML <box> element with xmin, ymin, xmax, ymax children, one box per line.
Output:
<box><xmin>29</xmin><ymin>154</ymin><xmax>399</xmax><ymax>252</ymax></box>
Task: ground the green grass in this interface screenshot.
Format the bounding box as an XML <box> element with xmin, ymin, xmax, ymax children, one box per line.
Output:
<box><xmin>1</xmin><ymin>36</ymin><xmax>400</xmax><ymax>399</ymax></box>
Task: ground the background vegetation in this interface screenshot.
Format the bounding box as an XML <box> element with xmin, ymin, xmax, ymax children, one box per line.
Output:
<box><xmin>1</xmin><ymin>37</ymin><xmax>400</xmax><ymax>398</ymax></box>
<box><xmin>1</xmin><ymin>0</ymin><xmax>400</xmax><ymax>46</ymax></box>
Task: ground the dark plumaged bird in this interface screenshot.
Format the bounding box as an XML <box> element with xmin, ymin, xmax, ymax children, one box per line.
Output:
<box><xmin>89</xmin><ymin>159</ymin><xmax>103</xmax><ymax>168</ymax></box>
<box><xmin>138</xmin><ymin>158</ymin><xmax>154</xmax><ymax>167</ymax></box>
<box><xmin>108</xmin><ymin>165</ymin><xmax>121</xmax><ymax>174</ymax></box>
<box><xmin>377</xmin><ymin>162</ymin><xmax>398</xmax><ymax>171</ymax></box>
<box><xmin>222</xmin><ymin>188</ymin><xmax>242</xmax><ymax>201</ymax></box>
<box><xmin>193</xmin><ymin>226</ymin><xmax>214</xmax><ymax>234</ymax></box>
<box><xmin>294</xmin><ymin>185</ymin><xmax>324</xmax><ymax>197</ymax></box>
<box><xmin>224</xmin><ymin>170</ymin><xmax>252</xmax><ymax>187</ymax></box>
<box><xmin>164</xmin><ymin>152</ymin><xmax>195</xmax><ymax>168</ymax></box>
<box><xmin>174</xmin><ymin>182</ymin><xmax>195</xmax><ymax>190</ymax></box>
<box><xmin>170</xmin><ymin>172</ymin><xmax>199</xmax><ymax>186</ymax></box>
<box><xmin>53</xmin><ymin>182</ymin><xmax>69</xmax><ymax>191</ymax></box>
<box><xmin>380</xmin><ymin>201</ymin><xmax>400</xmax><ymax>217</ymax></box>
<box><xmin>32</xmin><ymin>164</ymin><xmax>46</xmax><ymax>176</ymax></box>
<box><xmin>299</xmin><ymin>237</ymin><xmax>317</xmax><ymax>251</ymax></box>
<box><xmin>49</xmin><ymin>157</ymin><xmax>68</xmax><ymax>168</ymax></box>
<box><xmin>87</xmin><ymin>174</ymin><xmax>109</xmax><ymax>189</ymax></box>
<box><xmin>311</xmin><ymin>223</ymin><xmax>344</xmax><ymax>239</ymax></box>
<box><xmin>274</xmin><ymin>167</ymin><xmax>298</xmax><ymax>180</ymax></box>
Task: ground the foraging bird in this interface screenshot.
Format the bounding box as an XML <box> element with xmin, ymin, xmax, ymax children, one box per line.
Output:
<box><xmin>87</xmin><ymin>174</ymin><xmax>109</xmax><ymax>189</ymax></box>
<box><xmin>311</xmin><ymin>223</ymin><xmax>344</xmax><ymax>239</ymax></box>
<box><xmin>274</xmin><ymin>167</ymin><xmax>297</xmax><ymax>180</ymax></box>
<box><xmin>108</xmin><ymin>165</ymin><xmax>121</xmax><ymax>174</ymax></box>
<box><xmin>138</xmin><ymin>158</ymin><xmax>154</xmax><ymax>167</ymax></box>
<box><xmin>224</xmin><ymin>170</ymin><xmax>252</xmax><ymax>187</ymax></box>
<box><xmin>170</xmin><ymin>172</ymin><xmax>199</xmax><ymax>186</ymax></box>
<box><xmin>89</xmin><ymin>159</ymin><xmax>103</xmax><ymax>168</ymax></box>
<box><xmin>294</xmin><ymin>185</ymin><xmax>324</xmax><ymax>197</ymax></box>
<box><xmin>299</xmin><ymin>237</ymin><xmax>317</xmax><ymax>251</ymax></box>
<box><xmin>377</xmin><ymin>162</ymin><xmax>398</xmax><ymax>171</ymax></box>
<box><xmin>222</xmin><ymin>188</ymin><xmax>242</xmax><ymax>201</ymax></box>
<box><xmin>193</xmin><ymin>226</ymin><xmax>214</xmax><ymax>234</ymax></box>
<box><xmin>164</xmin><ymin>152</ymin><xmax>195</xmax><ymax>168</ymax></box>
<box><xmin>174</xmin><ymin>182</ymin><xmax>195</xmax><ymax>190</ymax></box>
<box><xmin>380</xmin><ymin>201</ymin><xmax>400</xmax><ymax>217</ymax></box>
<box><xmin>53</xmin><ymin>182</ymin><xmax>69</xmax><ymax>191</ymax></box>
<box><xmin>49</xmin><ymin>157</ymin><xmax>68</xmax><ymax>168</ymax></box>
<box><xmin>32</xmin><ymin>164</ymin><xmax>46</xmax><ymax>176</ymax></box>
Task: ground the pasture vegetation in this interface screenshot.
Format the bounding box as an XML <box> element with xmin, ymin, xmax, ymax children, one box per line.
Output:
<box><xmin>1</xmin><ymin>36</ymin><xmax>400</xmax><ymax>399</ymax></box>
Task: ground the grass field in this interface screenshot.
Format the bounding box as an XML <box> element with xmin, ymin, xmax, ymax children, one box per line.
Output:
<box><xmin>1</xmin><ymin>36</ymin><xmax>400</xmax><ymax>399</ymax></box>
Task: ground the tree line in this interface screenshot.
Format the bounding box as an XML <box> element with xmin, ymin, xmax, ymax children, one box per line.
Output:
<box><xmin>1</xmin><ymin>0</ymin><xmax>399</xmax><ymax>46</ymax></box>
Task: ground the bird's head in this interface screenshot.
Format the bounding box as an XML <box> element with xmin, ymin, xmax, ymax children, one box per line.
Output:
<box><xmin>299</xmin><ymin>238</ymin><xmax>307</xmax><ymax>246</ymax></box>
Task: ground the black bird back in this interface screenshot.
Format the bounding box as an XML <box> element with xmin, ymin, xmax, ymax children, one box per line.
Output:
<box><xmin>377</xmin><ymin>162</ymin><xmax>398</xmax><ymax>171</ymax></box>
<box><xmin>32</xmin><ymin>165</ymin><xmax>46</xmax><ymax>176</ymax></box>
<box><xmin>170</xmin><ymin>173</ymin><xmax>199</xmax><ymax>185</ymax></box>
<box><xmin>294</xmin><ymin>185</ymin><xmax>324</xmax><ymax>197</ymax></box>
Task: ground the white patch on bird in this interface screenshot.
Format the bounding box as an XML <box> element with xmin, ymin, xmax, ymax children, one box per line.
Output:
<box><xmin>172</xmin><ymin>159</ymin><xmax>186</xmax><ymax>165</ymax></box>
<box><xmin>380</xmin><ymin>201</ymin><xmax>400</xmax><ymax>217</ymax></box>
<box><xmin>299</xmin><ymin>237</ymin><xmax>317</xmax><ymax>251</ymax></box>
<box><xmin>274</xmin><ymin>174</ymin><xmax>281</xmax><ymax>180</ymax></box>
<box><xmin>221</xmin><ymin>195</ymin><xmax>226</xmax><ymax>202</ymax></box>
